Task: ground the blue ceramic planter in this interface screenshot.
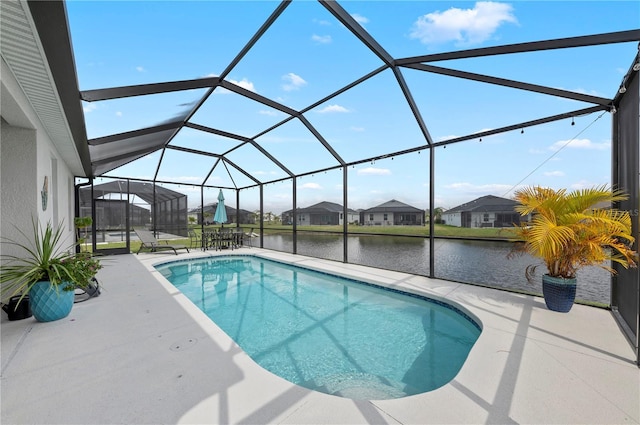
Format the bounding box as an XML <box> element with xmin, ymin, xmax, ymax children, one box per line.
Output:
<box><xmin>542</xmin><ymin>275</ymin><xmax>577</xmax><ymax>313</ymax></box>
<box><xmin>28</xmin><ymin>281</ymin><xmax>74</xmax><ymax>322</ymax></box>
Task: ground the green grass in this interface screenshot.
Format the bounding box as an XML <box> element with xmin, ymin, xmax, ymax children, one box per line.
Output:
<box><xmin>87</xmin><ymin>223</ymin><xmax>518</xmax><ymax>252</ymax></box>
<box><xmin>259</xmin><ymin>223</ymin><xmax>518</xmax><ymax>240</ymax></box>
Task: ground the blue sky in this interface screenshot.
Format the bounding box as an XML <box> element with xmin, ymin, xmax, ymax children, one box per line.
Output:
<box><xmin>67</xmin><ymin>1</ymin><xmax>640</xmax><ymax>214</ymax></box>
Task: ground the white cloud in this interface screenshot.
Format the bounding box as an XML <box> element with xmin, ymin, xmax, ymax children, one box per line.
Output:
<box><xmin>301</xmin><ymin>182</ymin><xmax>322</xmax><ymax>190</ymax></box>
<box><xmin>528</xmin><ymin>148</ymin><xmax>546</xmax><ymax>154</ymax></box>
<box><xmin>282</xmin><ymin>73</ymin><xmax>307</xmax><ymax>91</ymax></box>
<box><xmin>357</xmin><ymin>167</ymin><xmax>391</xmax><ymax>176</ymax></box>
<box><xmin>115</xmin><ymin>111</ymin><xmax>122</xmax><ymax>117</ymax></box>
<box><xmin>409</xmin><ymin>2</ymin><xmax>517</xmax><ymax>46</ymax></box>
<box><xmin>83</xmin><ymin>103</ymin><xmax>97</xmax><ymax>113</ymax></box>
<box><xmin>544</xmin><ymin>171</ymin><xmax>565</xmax><ymax>177</ymax></box>
<box><xmin>570</xmin><ymin>179</ymin><xmax>599</xmax><ymax>190</ymax></box>
<box><xmin>549</xmin><ymin>138</ymin><xmax>610</xmax><ymax>151</ymax></box>
<box><xmin>444</xmin><ymin>182</ymin><xmax>515</xmax><ymax>194</ymax></box>
<box><xmin>350</xmin><ymin>126</ymin><xmax>365</xmax><ymax>132</ymax></box>
<box><xmin>156</xmin><ymin>176</ymin><xmax>203</xmax><ymax>183</ymax></box>
<box><xmin>316</xmin><ymin>104</ymin><xmax>350</xmax><ymax>114</ymax></box>
<box><xmin>259</xmin><ymin>110</ymin><xmax>279</xmax><ymax>116</ymax></box>
<box><xmin>311</xmin><ymin>34</ymin><xmax>332</xmax><ymax>44</ymax></box>
<box><xmin>351</xmin><ymin>13</ymin><xmax>369</xmax><ymax>25</ymax></box>
<box><xmin>571</xmin><ymin>87</ymin><xmax>602</xmax><ymax>97</ymax></box>
<box><xmin>228</xmin><ymin>78</ymin><xmax>256</xmax><ymax>92</ymax></box>
<box><xmin>136</xmin><ymin>66</ymin><xmax>146</xmax><ymax>72</ymax></box>
<box><xmin>438</xmin><ymin>134</ymin><xmax>458</xmax><ymax>141</ymax></box>
<box><xmin>313</xmin><ymin>18</ymin><xmax>331</xmax><ymax>26</ymax></box>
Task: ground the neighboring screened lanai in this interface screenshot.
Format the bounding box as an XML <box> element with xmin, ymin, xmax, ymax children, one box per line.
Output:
<box><xmin>78</xmin><ymin>180</ymin><xmax>188</xmax><ymax>246</ymax></box>
<box><xmin>19</xmin><ymin>1</ymin><xmax>640</xmax><ymax>363</ymax></box>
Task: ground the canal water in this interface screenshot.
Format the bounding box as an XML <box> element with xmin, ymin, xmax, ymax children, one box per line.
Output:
<box><xmin>262</xmin><ymin>233</ymin><xmax>613</xmax><ymax>305</ymax></box>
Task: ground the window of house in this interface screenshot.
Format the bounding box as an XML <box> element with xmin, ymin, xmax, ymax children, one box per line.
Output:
<box><xmin>369</xmin><ymin>214</ymin><xmax>374</xmax><ymax>221</ymax></box>
<box><xmin>383</xmin><ymin>213</ymin><xmax>388</xmax><ymax>221</ymax></box>
<box><xmin>484</xmin><ymin>213</ymin><xmax>489</xmax><ymax>222</ymax></box>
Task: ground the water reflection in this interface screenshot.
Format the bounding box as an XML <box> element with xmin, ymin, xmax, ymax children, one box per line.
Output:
<box><xmin>263</xmin><ymin>234</ymin><xmax>611</xmax><ymax>304</ymax></box>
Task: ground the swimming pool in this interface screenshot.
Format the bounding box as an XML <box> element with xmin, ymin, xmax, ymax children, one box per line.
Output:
<box><xmin>156</xmin><ymin>255</ymin><xmax>481</xmax><ymax>400</ymax></box>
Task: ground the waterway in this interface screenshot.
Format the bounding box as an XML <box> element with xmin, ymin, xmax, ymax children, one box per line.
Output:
<box><xmin>261</xmin><ymin>233</ymin><xmax>613</xmax><ymax>304</ymax></box>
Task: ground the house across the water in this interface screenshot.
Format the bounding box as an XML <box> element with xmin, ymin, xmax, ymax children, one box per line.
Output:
<box><xmin>281</xmin><ymin>201</ymin><xmax>359</xmax><ymax>225</ymax></box>
<box><xmin>442</xmin><ymin>195</ymin><xmax>525</xmax><ymax>228</ymax></box>
<box><xmin>360</xmin><ymin>200</ymin><xmax>424</xmax><ymax>226</ymax></box>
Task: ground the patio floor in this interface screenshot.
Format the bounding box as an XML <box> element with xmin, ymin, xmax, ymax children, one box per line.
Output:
<box><xmin>1</xmin><ymin>248</ymin><xmax>639</xmax><ymax>424</ymax></box>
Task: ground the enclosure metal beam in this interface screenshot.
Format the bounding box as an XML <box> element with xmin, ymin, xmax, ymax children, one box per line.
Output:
<box><xmin>185</xmin><ymin>122</ymin><xmax>252</xmax><ymax>143</ymax></box>
<box><xmin>292</xmin><ymin>178</ymin><xmax>297</xmax><ymax>254</ymax></box>
<box><xmin>91</xmin><ymin>145</ymin><xmax>162</xmax><ymax>167</ymax></box>
<box><xmin>342</xmin><ymin>166</ymin><xmax>348</xmax><ymax>263</ymax></box>
<box><xmin>259</xmin><ymin>185</ymin><xmax>264</xmax><ymax>248</ymax></box>
<box><xmin>432</xmin><ymin>105</ymin><xmax>608</xmax><ymax>148</ymax></box>
<box><xmin>88</xmin><ymin>121</ymin><xmax>183</xmax><ymax>145</ymax></box>
<box><xmin>298</xmin><ymin>115</ymin><xmax>345</xmax><ymax>166</ymax></box>
<box><xmin>319</xmin><ymin>0</ymin><xmax>394</xmax><ymax>67</ymax></box>
<box><xmin>247</xmin><ymin>141</ymin><xmax>295</xmax><ymax>177</ymax></box>
<box><xmin>403</xmin><ymin>63</ymin><xmax>613</xmax><ymax>106</ymax></box>
<box><xmin>203</xmin><ymin>157</ymin><xmax>223</xmax><ymax>187</ymax></box>
<box><xmin>165</xmin><ymin>145</ymin><xmax>261</xmax><ymax>185</ymax></box>
<box><xmin>218</xmin><ymin>0</ymin><xmax>291</xmax><ymax>81</ymax></box>
<box><xmin>185</xmin><ymin>122</ymin><xmax>296</xmax><ymax>178</ymax></box>
<box><xmin>300</xmin><ymin>65</ymin><xmax>388</xmax><ymax>114</ymax></box>
<box><xmin>392</xmin><ymin>67</ymin><xmax>435</xmax><ymax>145</ymax></box>
<box><xmin>429</xmin><ymin>148</ymin><xmax>435</xmax><ymax>278</ymax></box>
<box><xmin>80</xmin><ymin>77</ymin><xmax>220</xmax><ymax>102</ymax></box>
<box><xmin>396</xmin><ymin>29</ymin><xmax>640</xmax><ymax>65</ymax></box>
<box><xmin>220</xmin><ymin>80</ymin><xmax>299</xmax><ymax>116</ymax></box>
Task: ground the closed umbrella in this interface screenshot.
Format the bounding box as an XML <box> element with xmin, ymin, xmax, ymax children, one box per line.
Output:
<box><xmin>213</xmin><ymin>189</ymin><xmax>227</xmax><ymax>224</ymax></box>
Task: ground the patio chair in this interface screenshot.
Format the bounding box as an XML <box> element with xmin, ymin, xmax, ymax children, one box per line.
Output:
<box><xmin>188</xmin><ymin>230</ymin><xmax>202</xmax><ymax>249</ymax></box>
<box><xmin>134</xmin><ymin>228</ymin><xmax>189</xmax><ymax>255</ymax></box>
<box><xmin>244</xmin><ymin>228</ymin><xmax>255</xmax><ymax>248</ymax></box>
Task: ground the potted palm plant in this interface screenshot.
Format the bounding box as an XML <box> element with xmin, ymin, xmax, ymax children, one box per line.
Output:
<box><xmin>510</xmin><ymin>185</ymin><xmax>637</xmax><ymax>312</ymax></box>
<box><xmin>0</xmin><ymin>219</ymin><xmax>101</xmax><ymax>322</ymax></box>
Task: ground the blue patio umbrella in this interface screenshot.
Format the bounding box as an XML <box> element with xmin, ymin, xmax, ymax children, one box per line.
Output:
<box><xmin>213</xmin><ymin>189</ymin><xmax>227</xmax><ymax>224</ymax></box>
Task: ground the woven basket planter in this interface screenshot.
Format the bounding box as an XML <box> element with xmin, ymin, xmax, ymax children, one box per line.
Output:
<box><xmin>542</xmin><ymin>275</ymin><xmax>577</xmax><ymax>313</ymax></box>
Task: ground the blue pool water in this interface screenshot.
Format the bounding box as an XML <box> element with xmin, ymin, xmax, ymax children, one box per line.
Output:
<box><xmin>156</xmin><ymin>255</ymin><xmax>481</xmax><ymax>400</ymax></box>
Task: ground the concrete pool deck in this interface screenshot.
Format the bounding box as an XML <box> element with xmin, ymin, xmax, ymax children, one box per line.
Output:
<box><xmin>1</xmin><ymin>249</ymin><xmax>638</xmax><ymax>424</ymax></box>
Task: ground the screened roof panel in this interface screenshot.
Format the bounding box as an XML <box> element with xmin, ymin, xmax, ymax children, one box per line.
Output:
<box><xmin>89</xmin><ymin>128</ymin><xmax>176</xmax><ymax>168</ymax></box>
<box><xmin>66</xmin><ymin>1</ymin><xmax>278</xmax><ymax>89</ymax></box>
<box><xmin>168</xmin><ymin>126</ymin><xmax>244</xmax><ymax>154</ymax></box>
<box><xmin>429</xmin><ymin>43</ymin><xmax>639</xmax><ymax>101</ymax></box>
<box><xmin>155</xmin><ymin>148</ymin><xmax>217</xmax><ymax>186</ymax></box>
<box><xmin>203</xmin><ymin>160</ymin><xmax>253</xmax><ymax>189</ymax></box>
<box><xmin>188</xmin><ymin>89</ymin><xmax>291</xmax><ymax>139</ymax></box>
<box><xmin>403</xmin><ymin>68</ymin><xmax>602</xmax><ymax>143</ymax></box>
<box><xmin>303</xmin><ymin>69</ymin><xmax>428</xmax><ymax>163</ymax></box>
<box><xmin>103</xmin><ymin>151</ymin><xmax>162</xmax><ymax>181</ymax></box>
<box><xmin>83</xmin><ymin>88</ymin><xmax>208</xmax><ymax>139</ymax></box>
<box><xmin>224</xmin><ymin>142</ymin><xmax>291</xmax><ymax>183</ymax></box>
<box><xmin>228</xmin><ymin>0</ymin><xmax>385</xmax><ymax>111</ymax></box>
<box><xmin>254</xmin><ymin>118</ymin><xmax>343</xmax><ymax>175</ymax></box>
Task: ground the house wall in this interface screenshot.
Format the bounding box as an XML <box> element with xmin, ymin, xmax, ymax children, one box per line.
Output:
<box><xmin>443</xmin><ymin>213</ymin><xmax>462</xmax><ymax>227</ymax></box>
<box><xmin>363</xmin><ymin>212</ymin><xmax>394</xmax><ymax>226</ymax></box>
<box><xmin>1</xmin><ymin>59</ymin><xmax>76</xmax><ymax>273</ymax></box>
<box><xmin>471</xmin><ymin>212</ymin><xmax>495</xmax><ymax>228</ymax></box>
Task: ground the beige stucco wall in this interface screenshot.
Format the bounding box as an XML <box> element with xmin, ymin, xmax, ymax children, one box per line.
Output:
<box><xmin>1</xmin><ymin>58</ymin><xmax>77</xmax><ymax>281</ymax></box>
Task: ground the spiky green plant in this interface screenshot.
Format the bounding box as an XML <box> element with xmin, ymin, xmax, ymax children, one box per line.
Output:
<box><xmin>1</xmin><ymin>219</ymin><xmax>78</xmax><ymax>305</ymax></box>
<box><xmin>510</xmin><ymin>185</ymin><xmax>637</xmax><ymax>280</ymax></box>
